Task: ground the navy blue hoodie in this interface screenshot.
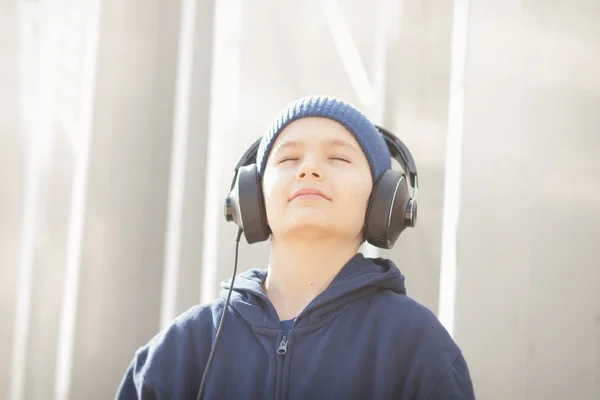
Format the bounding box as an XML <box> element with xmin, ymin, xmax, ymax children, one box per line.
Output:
<box><xmin>116</xmin><ymin>253</ymin><xmax>474</xmax><ymax>399</ymax></box>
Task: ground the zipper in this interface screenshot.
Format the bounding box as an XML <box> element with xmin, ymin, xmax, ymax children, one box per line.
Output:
<box><xmin>235</xmin><ymin>285</ymin><xmax>295</xmax><ymax>398</ymax></box>
<box><xmin>277</xmin><ymin>336</ymin><xmax>288</xmax><ymax>355</ymax></box>
<box><xmin>275</xmin><ymin>333</ymin><xmax>290</xmax><ymax>400</ymax></box>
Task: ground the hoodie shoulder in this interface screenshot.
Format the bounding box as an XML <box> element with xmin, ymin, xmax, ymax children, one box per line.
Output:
<box><xmin>116</xmin><ymin>299</ymin><xmax>225</xmax><ymax>398</ymax></box>
<box><xmin>370</xmin><ymin>290</ymin><xmax>473</xmax><ymax>398</ymax></box>
<box><xmin>148</xmin><ymin>299</ymin><xmax>225</xmax><ymax>354</ymax></box>
<box><xmin>154</xmin><ymin>299</ymin><xmax>225</xmax><ymax>354</ymax></box>
<box><xmin>379</xmin><ymin>289</ymin><xmax>458</xmax><ymax>351</ymax></box>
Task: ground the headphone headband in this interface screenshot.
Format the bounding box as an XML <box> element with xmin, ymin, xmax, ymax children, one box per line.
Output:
<box><xmin>375</xmin><ymin>126</ymin><xmax>418</xmax><ymax>188</ymax></box>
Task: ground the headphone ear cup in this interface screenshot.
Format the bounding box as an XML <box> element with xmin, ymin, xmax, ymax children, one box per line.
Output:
<box><xmin>224</xmin><ymin>164</ymin><xmax>270</xmax><ymax>244</ymax></box>
<box><xmin>364</xmin><ymin>169</ymin><xmax>411</xmax><ymax>249</ymax></box>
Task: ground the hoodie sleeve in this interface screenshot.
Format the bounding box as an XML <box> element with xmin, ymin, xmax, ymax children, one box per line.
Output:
<box><xmin>425</xmin><ymin>353</ymin><xmax>475</xmax><ymax>400</ymax></box>
<box><xmin>115</xmin><ymin>346</ymin><xmax>158</xmax><ymax>400</ymax></box>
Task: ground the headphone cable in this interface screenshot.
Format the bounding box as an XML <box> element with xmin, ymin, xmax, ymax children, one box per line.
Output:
<box><xmin>196</xmin><ymin>227</ymin><xmax>243</xmax><ymax>400</ymax></box>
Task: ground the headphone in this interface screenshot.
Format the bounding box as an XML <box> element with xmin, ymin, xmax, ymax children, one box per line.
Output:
<box><xmin>223</xmin><ymin>125</ymin><xmax>419</xmax><ymax>249</ymax></box>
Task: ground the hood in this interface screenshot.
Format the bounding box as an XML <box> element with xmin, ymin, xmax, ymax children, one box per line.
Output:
<box><xmin>220</xmin><ymin>253</ymin><xmax>406</xmax><ymax>332</ymax></box>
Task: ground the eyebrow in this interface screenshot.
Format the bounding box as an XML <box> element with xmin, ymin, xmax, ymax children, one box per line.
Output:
<box><xmin>325</xmin><ymin>139</ymin><xmax>360</xmax><ymax>152</ymax></box>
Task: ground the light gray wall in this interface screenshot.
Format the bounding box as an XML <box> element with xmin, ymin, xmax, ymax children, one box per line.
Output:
<box><xmin>380</xmin><ymin>0</ymin><xmax>454</xmax><ymax>314</ymax></box>
<box><xmin>455</xmin><ymin>1</ymin><xmax>600</xmax><ymax>399</ymax></box>
<box><xmin>0</xmin><ymin>0</ymin><xmax>22</xmax><ymax>397</ymax></box>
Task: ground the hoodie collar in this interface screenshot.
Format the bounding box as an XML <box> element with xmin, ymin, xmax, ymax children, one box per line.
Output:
<box><xmin>220</xmin><ymin>253</ymin><xmax>406</xmax><ymax>331</ymax></box>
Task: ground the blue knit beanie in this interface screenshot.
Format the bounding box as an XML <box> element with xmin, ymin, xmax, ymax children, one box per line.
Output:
<box><xmin>256</xmin><ymin>95</ymin><xmax>392</xmax><ymax>183</ymax></box>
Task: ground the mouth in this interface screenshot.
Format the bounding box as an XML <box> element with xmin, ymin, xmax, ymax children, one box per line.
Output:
<box><xmin>290</xmin><ymin>188</ymin><xmax>331</xmax><ymax>201</ymax></box>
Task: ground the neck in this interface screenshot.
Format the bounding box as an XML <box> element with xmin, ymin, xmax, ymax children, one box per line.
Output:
<box><xmin>264</xmin><ymin>231</ymin><xmax>361</xmax><ymax>320</ymax></box>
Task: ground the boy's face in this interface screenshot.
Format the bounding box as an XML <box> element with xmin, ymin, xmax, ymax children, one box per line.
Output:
<box><xmin>262</xmin><ymin>117</ymin><xmax>374</xmax><ymax>241</ymax></box>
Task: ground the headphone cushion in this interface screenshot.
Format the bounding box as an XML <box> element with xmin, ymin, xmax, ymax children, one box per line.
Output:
<box><xmin>364</xmin><ymin>169</ymin><xmax>411</xmax><ymax>249</ymax></box>
<box><xmin>237</xmin><ymin>164</ymin><xmax>270</xmax><ymax>244</ymax></box>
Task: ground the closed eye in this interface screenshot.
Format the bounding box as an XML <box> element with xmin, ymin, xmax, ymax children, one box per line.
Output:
<box><xmin>278</xmin><ymin>157</ymin><xmax>299</xmax><ymax>164</ymax></box>
<box><xmin>330</xmin><ymin>157</ymin><xmax>351</xmax><ymax>163</ymax></box>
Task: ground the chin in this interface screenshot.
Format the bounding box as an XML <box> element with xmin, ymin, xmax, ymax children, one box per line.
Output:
<box><xmin>277</xmin><ymin>217</ymin><xmax>334</xmax><ymax>237</ymax></box>
<box><xmin>296</xmin><ymin>208</ymin><xmax>334</xmax><ymax>224</ymax></box>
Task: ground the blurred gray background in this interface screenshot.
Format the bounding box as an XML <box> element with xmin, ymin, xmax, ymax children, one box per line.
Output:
<box><xmin>1</xmin><ymin>0</ymin><xmax>599</xmax><ymax>399</ymax></box>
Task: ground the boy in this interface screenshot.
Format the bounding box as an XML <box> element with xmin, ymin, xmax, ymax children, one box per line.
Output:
<box><xmin>116</xmin><ymin>96</ymin><xmax>475</xmax><ymax>399</ymax></box>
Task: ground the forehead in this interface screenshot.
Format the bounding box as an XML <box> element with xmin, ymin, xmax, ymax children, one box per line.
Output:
<box><xmin>271</xmin><ymin>117</ymin><xmax>360</xmax><ymax>149</ymax></box>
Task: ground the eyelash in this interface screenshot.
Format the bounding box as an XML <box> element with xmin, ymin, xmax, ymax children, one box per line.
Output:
<box><xmin>330</xmin><ymin>157</ymin><xmax>350</xmax><ymax>163</ymax></box>
<box><xmin>279</xmin><ymin>157</ymin><xmax>299</xmax><ymax>164</ymax></box>
<box><xmin>278</xmin><ymin>157</ymin><xmax>350</xmax><ymax>164</ymax></box>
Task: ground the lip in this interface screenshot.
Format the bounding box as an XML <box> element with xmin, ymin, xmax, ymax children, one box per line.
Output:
<box><xmin>290</xmin><ymin>187</ymin><xmax>331</xmax><ymax>201</ymax></box>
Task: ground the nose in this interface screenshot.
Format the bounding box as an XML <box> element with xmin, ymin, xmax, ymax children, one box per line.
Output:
<box><xmin>296</xmin><ymin>161</ymin><xmax>323</xmax><ymax>181</ymax></box>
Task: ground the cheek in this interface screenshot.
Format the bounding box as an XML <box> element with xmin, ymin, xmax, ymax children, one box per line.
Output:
<box><xmin>335</xmin><ymin>173</ymin><xmax>373</xmax><ymax>209</ymax></box>
<box><xmin>261</xmin><ymin>171</ymin><xmax>275</xmax><ymax>200</ymax></box>
<box><xmin>261</xmin><ymin>170</ymin><xmax>287</xmax><ymax>217</ymax></box>
<box><xmin>344</xmin><ymin>187</ymin><xmax>372</xmax><ymax>217</ymax></box>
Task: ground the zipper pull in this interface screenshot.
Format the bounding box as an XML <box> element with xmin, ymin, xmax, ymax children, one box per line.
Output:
<box><xmin>277</xmin><ymin>336</ymin><xmax>288</xmax><ymax>355</ymax></box>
